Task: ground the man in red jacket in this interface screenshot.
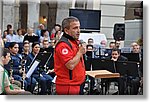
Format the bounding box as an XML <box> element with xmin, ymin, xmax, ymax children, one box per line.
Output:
<box><xmin>54</xmin><ymin>16</ymin><xmax>86</xmax><ymax>95</ymax></box>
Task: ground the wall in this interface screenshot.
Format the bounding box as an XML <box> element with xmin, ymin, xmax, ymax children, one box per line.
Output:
<box><xmin>0</xmin><ymin>1</ymin><xmax>2</xmax><ymax>30</ymax></box>
<box><xmin>27</xmin><ymin>0</ymin><xmax>40</xmax><ymax>29</ymax></box>
<box><xmin>2</xmin><ymin>0</ymin><xmax>15</xmax><ymax>31</ymax></box>
<box><xmin>56</xmin><ymin>0</ymin><xmax>72</xmax><ymax>25</ymax></box>
<box><xmin>124</xmin><ymin>19</ymin><xmax>143</xmax><ymax>47</ymax></box>
<box><xmin>100</xmin><ymin>0</ymin><xmax>125</xmax><ymax>47</ymax></box>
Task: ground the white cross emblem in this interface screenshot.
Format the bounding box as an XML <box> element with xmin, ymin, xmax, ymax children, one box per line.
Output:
<box><xmin>62</xmin><ymin>48</ymin><xmax>68</xmax><ymax>55</ymax></box>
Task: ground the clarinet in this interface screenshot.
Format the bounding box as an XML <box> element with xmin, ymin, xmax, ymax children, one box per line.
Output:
<box><xmin>20</xmin><ymin>53</ymin><xmax>26</xmax><ymax>90</ymax></box>
<box><xmin>10</xmin><ymin>60</ymin><xmax>13</xmax><ymax>84</ymax></box>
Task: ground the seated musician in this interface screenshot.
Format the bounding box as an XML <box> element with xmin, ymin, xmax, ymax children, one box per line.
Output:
<box><xmin>40</xmin><ymin>39</ymin><xmax>55</xmax><ymax>78</ymax></box>
<box><xmin>0</xmin><ymin>48</ymin><xmax>31</xmax><ymax>95</ymax></box>
<box><xmin>106</xmin><ymin>48</ymin><xmax>140</xmax><ymax>95</ymax></box>
<box><xmin>4</xmin><ymin>42</ymin><xmax>37</xmax><ymax>93</ymax></box>
<box><xmin>25</xmin><ymin>42</ymin><xmax>53</xmax><ymax>95</ymax></box>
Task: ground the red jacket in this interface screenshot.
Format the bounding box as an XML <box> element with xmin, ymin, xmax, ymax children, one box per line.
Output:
<box><xmin>54</xmin><ymin>36</ymin><xmax>85</xmax><ymax>86</ymax></box>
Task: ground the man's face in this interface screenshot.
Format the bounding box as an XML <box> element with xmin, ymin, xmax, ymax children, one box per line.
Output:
<box><xmin>116</xmin><ymin>41</ymin><xmax>120</xmax><ymax>48</ymax></box>
<box><xmin>18</xmin><ymin>29</ymin><xmax>22</xmax><ymax>35</ymax></box>
<box><xmin>43</xmin><ymin>41</ymin><xmax>49</xmax><ymax>48</ymax></box>
<box><xmin>132</xmin><ymin>45</ymin><xmax>140</xmax><ymax>53</ymax></box>
<box><xmin>10</xmin><ymin>44</ymin><xmax>19</xmax><ymax>55</ymax></box>
<box><xmin>109</xmin><ymin>43</ymin><xmax>116</xmax><ymax>49</ymax></box>
<box><xmin>28</xmin><ymin>28</ymin><xmax>33</xmax><ymax>34</ymax></box>
<box><xmin>111</xmin><ymin>51</ymin><xmax>120</xmax><ymax>60</ymax></box>
<box><xmin>65</xmin><ymin>21</ymin><xmax>80</xmax><ymax>40</ymax></box>
<box><xmin>55</xmin><ymin>26</ymin><xmax>60</xmax><ymax>32</ymax></box>
<box><xmin>3</xmin><ymin>53</ymin><xmax>11</xmax><ymax>65</ymax></box>
<box><xmin>9</xmin><ymin>29</ymin><xmax>13</xmax><ymax>34</ymax></box>
<box><xmin>23</xmin><ymin>43</ymin><xmax>30</xmax><ymax>52</ymax></box>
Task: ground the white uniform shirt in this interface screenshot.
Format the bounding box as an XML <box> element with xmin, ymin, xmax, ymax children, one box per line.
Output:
<box><xmin>0</xmin><ymin>65</ymin><xmax>11</xmax><ymax>94</ymax></box>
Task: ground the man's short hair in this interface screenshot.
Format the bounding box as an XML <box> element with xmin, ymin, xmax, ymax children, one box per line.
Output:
<box><xmin>1</xmin><ymin>48</ymin><xmax>10</xmax><ymax>57</ymax></box>
<box><xmin>62</xmin><ymin>16</ymin><xmax>79</xmax><ymax>31</ymax></box>
<box><xmin>112</xmin><ymin>48</ymin><xmax>120</xmax><ymax>54</ymax></box>
<box><xmin>23</xmin><ymin>41</ymin><xmax>29</xmax><ymax>46</ymax></box>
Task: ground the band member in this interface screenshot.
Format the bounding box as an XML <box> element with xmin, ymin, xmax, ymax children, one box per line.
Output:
<box><xmin>25</xmin><ymin>42</ymin><xmax>53</xmax><ymax>95</ymax></box>
<box><xmin>4</xmin><ymin>42</ymin><xmax>36</xmax><ymax>93</ymax></box>
<box><xmin>107</xmin><ymin>48</ymin><xmax>140</xmax><ymax>95</ymax></box>
<box><xmin>0</xmin><ymin>48</ymin><xmax>31</xmax><ymax>95</ymax></box>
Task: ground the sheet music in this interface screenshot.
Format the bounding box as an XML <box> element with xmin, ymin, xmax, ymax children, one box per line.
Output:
<box><xmin>26</xmin><ymin>60</ymin><xmax>40</xmax><ymax>78</ymax></box>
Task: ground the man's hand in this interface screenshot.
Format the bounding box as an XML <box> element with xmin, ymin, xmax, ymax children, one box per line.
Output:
<box><xmin>79</xmin><ymin>43</ymin><xmax>87</xmax><ymax>55</ymax></box>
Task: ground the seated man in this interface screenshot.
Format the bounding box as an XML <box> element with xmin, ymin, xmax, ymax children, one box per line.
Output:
<box><xmin>0</xmin><ymin>48</ymin><xmax>31</xmax><ymax>95</ymax></box>
<box><xmin>106</xmin><ymin>48</ymin><xmax>140</xmax><ymax>95</ymax></box>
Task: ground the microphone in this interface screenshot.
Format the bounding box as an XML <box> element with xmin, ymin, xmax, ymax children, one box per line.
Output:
<box><xmin>79</xmin><ymin>39</ymin><xmax>86</xmax><ymax>48</ymax></box>
<box><xmin>79</xmin><ymin>40</ymin><xmax>87</xmax><ymax>60</ymax></box>
<box><xmin>79</xmin><ymin>39</ymin><xmax>85</xmax><ymax>44</ymax></box>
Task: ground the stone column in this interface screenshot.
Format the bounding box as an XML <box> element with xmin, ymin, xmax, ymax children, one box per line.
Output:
<box><xmin>0</xmin><ymin>1</ymin><xmax>2</xmax><ymax>30</ymax></box>
<box><xmin>93</xmin><ymin>0</ymin><xmax>100</xmax><ymax>10</ymax></box>
<box><xmin>27</xmin><ymin>0</ymin><xmax>40</xmax><ymax>30</ymax></box>
<box><xmin>56</xmin><ymin>0</ymin><xmax>72</xmax><ymax>25</ymax></box>
<box><xmin>14</xmin><ymin>0</ymin><xmax>20</xmax><ymax>30</ymax></box>
<box><xmin>2</xmin><ymin>0</ymin><xmax>15</xmax><ymax>31</ymax></box>
<box><xmin>87</xmin><ymin>0</ymin><xmax>93</xmax><ymax>9</ymax></box>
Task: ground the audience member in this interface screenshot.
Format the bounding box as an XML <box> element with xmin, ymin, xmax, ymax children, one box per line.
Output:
<box><xmin>6</xmin><ymin>28</ymin><xmax>17</xmax><ymax>42</ymax></box>
<box><xmin>36</xmin><ymin>24</ymin><xmax>45</xmax><ymax>37</ymax></box>
<box><xmin>115</xmin><ymin>40</ymin><xmax>121</xmax><ymax>49</ymax></box>
<box><xmin>2</xmin><ymin>30</ymin><xmax>8</xmax><ymax>43</ymax></box>
<box><xmin>0</xmin><ymin>29</ymin><xmax>4</xmax><ymax>48</ymax></box>
<box><xmin>15</xmin><ymin>28</ymin><xmax>24</xmax><ymax>43</ymax></box>
<box><xmin>40</xmin><ymin>29</ymin><xmax>51</xmax><ymax>43</ymax></box>
<box><xmin>50</xmin><ymin>24</ymin><xmax>61</xmax><ymax>39</ymax></box>
<box><xmin>109</xmin><ymin>41</ymin><xmax>116</xmax><ymax>49</ymax></box>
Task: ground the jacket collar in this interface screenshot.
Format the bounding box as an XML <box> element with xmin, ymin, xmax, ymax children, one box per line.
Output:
<box><xmin>63</xmin><ymin>32</ymin><xmax>76</xmax><ymax>41</ymax></box>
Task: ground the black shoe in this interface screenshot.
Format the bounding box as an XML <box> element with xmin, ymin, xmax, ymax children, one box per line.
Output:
<box><xmin>90</xmin><ymin>89</ymin><xmax>100</xmax><ymax>95</ymax></box>
<box><xmin>112</xmin><ymin>91</ymin><xmax>119</xmax><ymax>95</ymax></box>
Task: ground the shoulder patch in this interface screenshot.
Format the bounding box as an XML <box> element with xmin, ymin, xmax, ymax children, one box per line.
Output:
<box><xmin>62</xmin><ymin>48</ymin><xmax>69</xmax><ymax>55</ymax></box>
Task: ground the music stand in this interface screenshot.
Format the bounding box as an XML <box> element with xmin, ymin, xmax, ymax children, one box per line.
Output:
<box><xmin>23</xmin><ymin>36</ymin><xmax>39</xmax><ymax>43</ymax></box>
<box><xmin>126</xmin><ymin>61</ymin><xmax>139</xmax><ymax>77</ymax></box>
<box><xmin>26</xmin><ymin>52</ymin><xmax>52</xmax><ymax>93</ymax></box>
<box><xmin>26</xmin><ymin>52</ymin><xmax>52</xmax><ymax>78</ymax></box>
<box><xmin>40</xmin><ymin>47</ymin><xmax>54</xmax><ymax>53</ymax></box>
<box><xmin>115</xmin><ymin>61</ymin><xmax>139</xmax><ymax>77</ymax></box>
<box><xmin>115</xmin><ymin>61</ymin><xmax>128</xmax><ymax>76</ymax></box>
<box><xmin>104</xmin><ymin>49</ymin><xmax>112</xmax><ymax>57</ymax></box>
<box><xmin>121</xmin><ymin>53</ymin><xmax>140</xmax><ymax>62</ymax></box>
<box><xmin>103</xmin><ymin>59</ymin><xmax>117</xmax><ymax>73</ymax></box>
<box><xmin>91</xmin><ymin>59</ymin><xmax>115</xmax><ymax>72</ymax></box>
<box><xmin>86</xmin><ymin>51</ymin><xmax>93</xmax><ymax>58</ymax></box>
<box><xmin>92</xmin><ymin>58</ymin><xmax>104</xmax><ymax>71</ymax></box>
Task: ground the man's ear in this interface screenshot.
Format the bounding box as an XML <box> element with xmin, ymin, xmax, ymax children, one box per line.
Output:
<box><xmin>1</xmin><ymin>56</ymin><xmax>4</xmax><ymax>60</ymax></box>
<box><xmin>64</xmin><ymin>28</ymin><xmax>68</xmax><ymax>34</ymax></box>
